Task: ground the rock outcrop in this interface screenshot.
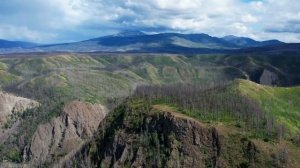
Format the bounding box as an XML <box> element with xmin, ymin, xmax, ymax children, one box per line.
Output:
<box><xmin>52</xmin><ymin>101</ymin><xmax>299</xmax><ymax>168</ymax></box>
<box><xmin>259</xmin><ymin>69</ymin><xmax>279</xmax><ymax>86</ymax></box>
<box><xmin>0</xmin><ymin>92</ymin><xmax>38</xmax><ymax>143</ymax></box>
<box><xmin>61</xmin><ymin>107</ymin><xmax>233</xmax><ymax>168</ymax></box>
<box><xmin>0</xmin><ymin>92</ymin><xmax>38</xmax><ymax>127</ymax></box>
<box><xmin>23</xmin><ymin>101</ymin><xmax>107</xmax><ymax>165</ymax></box>
<box><xmin>103</xmin><ymin>112</ymin><xmax>224</xmax><ymax>168</ymax></box>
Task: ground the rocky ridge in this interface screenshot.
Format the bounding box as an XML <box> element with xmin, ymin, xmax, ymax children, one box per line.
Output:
<box><xmin>59</xmin><ymin>103</ymin><xmax>279</xmax><ymax>168</ymax></box>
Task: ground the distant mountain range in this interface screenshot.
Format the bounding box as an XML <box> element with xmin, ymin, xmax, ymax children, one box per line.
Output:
<box><xmin>221</xmin><ymin>35</ymin><xmax>282</xmax><ymax>48</ymax></box>
<box><xmin>0</xmin><ymin>39</ymin><xmax>37</xmax><ymax>48</ymax></box>
<box><xmin>1</xmin><ymin>31</ymin><xmax>298</xmax><ymax>54</ymax></box>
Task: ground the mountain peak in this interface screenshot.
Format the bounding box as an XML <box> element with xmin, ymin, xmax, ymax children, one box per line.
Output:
<box><xmin>222</xmin><ymin>35</ymin><xmax>252</xmax><ymax>40</ymax></box>
<box><xmin>222</xmin><ymin>35</ymin><xmax>283</xmax><ymax>47</ymax></box>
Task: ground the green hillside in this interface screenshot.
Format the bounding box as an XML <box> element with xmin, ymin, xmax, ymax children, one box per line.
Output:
<box><xmin>63</xmin><ymin>80</ymin><xmax>300</xmax><ymax>168</ymax></box>
<box><xmin>133</xmin><ymin>78</ymin><xmax>300</xmax><ymax>138</ymax></box>
<box><xmin>1</xmin><ymin>53</ymin><xmax>300</xmax><ymax>167</ymax></box>
<box><xmin>0</xmin><ymin>53</ymin><xmax>299</xmax><ymax>117</ymax></box>
<box><xmin>236</xmin><ymin>79</ymin><xmax>300</xmax><ymax>134</ymax></box>
<box><xmin>0</xmin><ymin>54</ymin><xmax>241</xmax><ymax>104</ymax></box>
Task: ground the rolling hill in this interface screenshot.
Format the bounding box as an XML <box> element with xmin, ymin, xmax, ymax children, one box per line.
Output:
<box><xmin>0</xmin><ymin>53</ymin><xmax>300</xmax><ymax>167</ymax></box>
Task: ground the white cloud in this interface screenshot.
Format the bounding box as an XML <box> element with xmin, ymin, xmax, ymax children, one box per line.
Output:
<box><xmin>0</xmin><ymin>24</ymin><xmax>56</xmax><ymax>42</ymax></box>
<box><xmin>0</xmin><ymin>0</ymin><xmax>299</xmax><ymax>42</ymax></box>
<box><xmin>169</xmin><ymin>18</ymin><xmax>206</xmax><ymax>31</ymax></box>
<box><xmin>242</xmin><ymin>14</ymin><xmax>258</xmax><ymax>23</ymax></box>
<box><xmin>250</xmin><ymin>1</ymin><xmax>264</xmax><ymax>10</ymax></box>
<box><xmin>232</xmin><ymin>23</ymin><xmax>249</xmax><ymax>34</ymax></box>
<box><xmin>151</xmin><ymin>0</ymin><xmax>203</xmax><ymax>10</ymax></box>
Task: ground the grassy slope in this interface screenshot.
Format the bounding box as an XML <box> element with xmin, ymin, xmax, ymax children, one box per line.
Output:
<box><xmin>0</xmin><ymin>54</ymin><xmax>300</xmax><ymax>129</ymax></box>
<box><xmin>1</xmin><ymin>54</ymin><xmax>299</xmax><ymax>130</ymax></box>
<box><xmin>1</xmin><ymin>54</ymin><xmax>299</xmax><ymax>131</ymax></box>
<box><xmin>0</xmin><ymin>54</ymin><xmax>238</xmax><ymax>104</ymax></box>
<box><xmin>0</xmin><ymin>61</ymin><xmax>20</xmax><ymax>87</ymax></box>
<box><xmin>236</xmin><ymin>79</ymin><xmax>300</xmax><ymax>134</ymax></box>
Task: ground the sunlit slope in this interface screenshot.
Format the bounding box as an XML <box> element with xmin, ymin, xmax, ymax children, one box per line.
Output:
<box><xmin>1</xmin><ymin>53</ymin><xmax>300</xmax><ymax>106</ymax></box>
<box><xmin>235</xmin><ymin>79</ymin><xmax>300</xmax><ymax>133</ymax></box>
<box><xmin>0</xmin><ymin>61</ymin><xmax>20</xmax><ymax>87</ymax></box>
<box><xmin>0</xmin><ymin>54</ymin><xmax>240</xmax><ymax>104</ymax></box>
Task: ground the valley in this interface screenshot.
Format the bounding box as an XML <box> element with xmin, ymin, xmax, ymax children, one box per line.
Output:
<box><xmin>0</xmin><ymin>52</ymin><xmax>300</xmax><ymax>167</ymax></box>
<box><xmin>1</xmin><ymin>0</ymin><xmax>300</xmax><ymax>167</ymax></box>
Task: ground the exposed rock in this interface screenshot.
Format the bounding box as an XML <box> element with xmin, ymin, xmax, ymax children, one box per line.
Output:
<box><xmin>259</xmin><ymin>69</ymin><xmax>279</xmax><ymax>86</ymax></box>
<box><xmin>0</xmin><ymin>92</ymin><xmax>38</xmax><ymax>143</ymax></box>
<box><xmin>58</xmin><ymin>102</ymin><xmax>297</xmax><ymax>168</ymax></box>
<box><xmin>63</xmin><ymin>101</ymin><xmax>107</xmax><ymax>138</ymax></box>
<box><xmin>0</xmin><ymin>92</ymin><xmax>38</xmax><ymax>127</ymax></box>
<box><xmin>65</xmin><ymin>110</ymin><xmax>226</xmax><ymax>168</ymax></box>
<box><xmin>23</xmin><ymin>100</ymin><xmax>107</xmax><ymax>165</ymax></box>
<box><xmin>146</xmin><ymin>112</ymin><xmax>224</xmax><ymax>168</ymax></box>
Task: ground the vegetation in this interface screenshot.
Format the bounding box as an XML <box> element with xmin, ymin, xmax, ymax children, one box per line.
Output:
<box><xmin>1</xmin><ymin>53</ymin><xmax>299</xmax><ymax>102</ymax></box>
<box><xmin>63</xmin><ymin>83</ymin><xmax>300</xmax><ymax>167</ymax></box>
<box><xmin>133</xmin><ymin>80</ymin><xmax>299</xmax><ymax>141</ymax></box>
<box><xmin>0</xmin><ymin>87</ymin><xmax>67</xmax><ymax>163</ymax></box>
<box><xmin>0</xmin><ymin>53</ymin><xmax>300</xmax><ymax>167</ymax></box>
<box><xmin>236</xmin><ymin>79</ymin><xmax>300</xmax><ymax>134</ymax></box>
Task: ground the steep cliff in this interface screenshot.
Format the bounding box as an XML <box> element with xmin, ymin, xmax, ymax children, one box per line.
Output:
<box><xmin>59</xmin><ymin>100</ymin><xmax>300</xmax><ymax>168</ymax></box>
<box><xmin>23</xmin><ymin>101</ymin><xmax>107</xmax><ymax>166</ymax></box>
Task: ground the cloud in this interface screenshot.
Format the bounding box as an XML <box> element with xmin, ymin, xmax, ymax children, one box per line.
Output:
<box><xmin>0</xmin><ymin>0</ymin><xmax>299</xmax><ymax>43</ymax></box>
<box><xmin>0</xmin><ymin>24</ymin><xmax>57</xmax><ymax>42</ymax></box>
<box><xmin>241</xmin><ymin>14</ymin><xmax>258</xmax><ymax>23</ymax></box>
<box><xmin>265</xmin><ymin>22</ymin><xmax>300</xmax><ymax>33</ymax></box>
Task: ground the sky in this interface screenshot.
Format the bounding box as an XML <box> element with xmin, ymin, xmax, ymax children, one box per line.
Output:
<box><xmin>0</xmin><ymin>0</ymin><xmax>299</xmax><ymax>43</ymax></box>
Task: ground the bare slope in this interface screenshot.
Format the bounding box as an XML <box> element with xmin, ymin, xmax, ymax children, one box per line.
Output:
<box><xmin>23</xmin><ymin>101</ymin><xmax>107</xmax><ymax>166</ymax></box>
<box><xmin>0</xmin><ymin>91</ymin><xmax>38</xmax><ymax>127</ymax></box>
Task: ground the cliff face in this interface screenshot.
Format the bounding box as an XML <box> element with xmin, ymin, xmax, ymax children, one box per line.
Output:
<box><xmin>23</xmin><ymin>101</ymin><xmax>107</xmax><ymax>165</ymax></box>
<box><xmin>61</xmin><ymin>103</ymin><xmax>278</xmax><ymax>168</ymax></box>
<box><xmin>98</xmin><ymin>112</ymin><xmax>225</xmax><ymax>168</ymax></box>
<box><xmin>0</xmin><ymin>92</ymin><xmax>38</xmax><ymax>143</ymax></box>
<box><xmin>259</xmin><ymin>69</ymin><xmax>279</xmax><ymax>86</ymax></box>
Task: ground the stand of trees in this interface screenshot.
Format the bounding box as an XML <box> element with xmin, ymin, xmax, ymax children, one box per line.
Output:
<box><xmin>133</xmin><ymin>82</ymin><xmax>284</xmax><ymax>140</ymax></box>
